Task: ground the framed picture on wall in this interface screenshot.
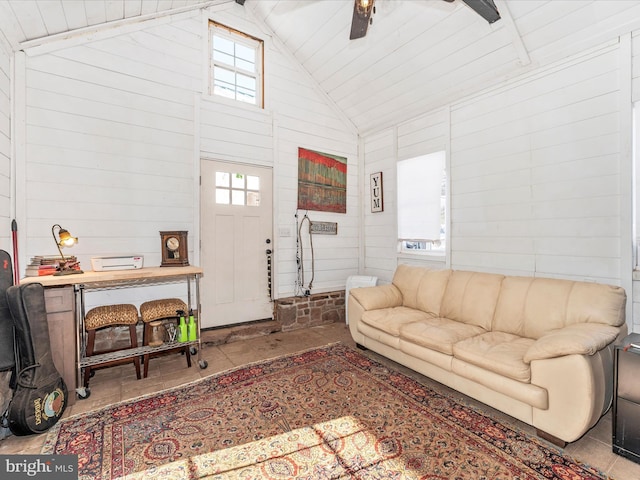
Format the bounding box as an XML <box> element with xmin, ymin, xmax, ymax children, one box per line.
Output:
<box><xmin>370</xmin><ymin>172</ymin><xmax>383</xmax><ymax>213</ymax></box>
<box><xmin>297</xmin><ymin>147</ymin><xmax>347</xmax><ymax>213</ymax></box>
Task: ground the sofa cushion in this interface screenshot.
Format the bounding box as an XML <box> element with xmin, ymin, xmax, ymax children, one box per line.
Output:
<box><xmin>451</xmin><ymin>358</ymin><xmax>549</xmax><ymax>410</ymax></box>
<box><xmin>400</xmin><ymin>317</ymin><xmax>485</xmax><ymax>355</ymax></box>
<box><xmin>524</xmin><ymin>323</ymin><xmax>621</xmax><ymax>363</ymax></box>
<box><xmin>416</xmin><ymin>269</ymin><xmax>452</xmax><ymax>316</ymax></box>
<box><xmin>439</xmin><ymin>270</ymin><xmax>504</xmax><ymax>330</ymax></box>
<box><xmin>400</xmin><ymin>339</ymin><xmax>455</xmax><ymax>372</ymax></box>
<box><xmin>358</xmin><ymin>322</ymin><xmax>401</xmax><ymax>349</ymax></box>
<box><xmin>392</xmin><ymin>264</ymin><xmax>429</xmax><ymax>310</ymax></box>
<box><xmin>452</xmin><ymin>332</ymin><xmax>535</xmax><ymax>382</ymax></box>
<box><xmin>360</xmin><ymin>307</ymin><xmax>431</xmax><ymax>337</ymax></box>
<box><xmin>350</xmin><ymin>284</ymin><xmax>403</xmax><ymax>311</ymax></box>
<box><xmin>565</xmin><ymin>282</ymin><xmax>626</xmax><ymax>327</ymax></box>
<box><xmin>493</xmin><ymin>276</ymin><xmax>627</xmax><ymax>339</ymax></box>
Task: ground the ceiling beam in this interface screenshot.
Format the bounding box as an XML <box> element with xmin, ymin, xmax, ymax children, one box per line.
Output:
<box><xmin>494</xmin><ymin>0</ymin><xmax>530</xmax><ymax>66</ymax></box>
<box><xmin>19</xmin><ymin>0</ymin><xmax>233</xmax><ymax>55</ymax></box>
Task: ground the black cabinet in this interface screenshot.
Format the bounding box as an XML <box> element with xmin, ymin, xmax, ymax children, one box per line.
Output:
<box><xmin>613</xmin><ymin>333</ymin><xmax>640</xmax><ymax>464</ymax></box>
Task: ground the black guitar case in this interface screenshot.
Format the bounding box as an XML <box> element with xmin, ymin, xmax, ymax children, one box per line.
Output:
<box><xmin>5</xmin><ymin>283</ymin><xmax>68</xmax><ymax>435</ymax></box>
<box><xmin>0</xmin><ymin>250</ymin><xmax>14</xmax><ymax>372</ymax></box>
<box><xmin>0</xmin><ymin>250</ymin><xmax>15</xmax><ymax>439</ymax></box>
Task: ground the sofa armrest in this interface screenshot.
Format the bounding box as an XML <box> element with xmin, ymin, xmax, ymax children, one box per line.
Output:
<box><xmin>350</xmin><ymin>284</ymin><xmax>403</xmax><ymax>311</ymax></box>
<box><xmin>524</xmin><ymin>323</ymin><xmax>621</xmax><ymax>363</ymax></box>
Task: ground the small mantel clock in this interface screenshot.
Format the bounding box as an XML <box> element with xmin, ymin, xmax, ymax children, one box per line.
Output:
<box><xmin>160</xmin><ymin>231</ymin><xmax>189</xmax><ymax>267</ymax></box>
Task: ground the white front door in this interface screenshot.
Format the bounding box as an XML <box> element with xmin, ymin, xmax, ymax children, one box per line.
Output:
<box><xmin>200</xmin><ymin>160</ymin><xmax>273</xmax><ymax>328</ymax></box>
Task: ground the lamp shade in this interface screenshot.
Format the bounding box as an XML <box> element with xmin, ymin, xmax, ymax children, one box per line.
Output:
<box><xmin>57</xmin><ymin>228</ymin><xmax>78</xmax><ymax>248</ymax></box>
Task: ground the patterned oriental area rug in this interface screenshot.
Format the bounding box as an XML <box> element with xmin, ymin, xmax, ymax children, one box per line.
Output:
<box><xmin>42</xmin><ymin>343</ymin><xmax>611</xmax><ymax>480</ymax></box>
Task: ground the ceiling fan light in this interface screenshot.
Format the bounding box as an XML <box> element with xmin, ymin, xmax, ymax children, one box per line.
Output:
<box><xmin>356</xmin><ymin>0</ymin><xmax>374</xmax><ymax>16</ymax></box>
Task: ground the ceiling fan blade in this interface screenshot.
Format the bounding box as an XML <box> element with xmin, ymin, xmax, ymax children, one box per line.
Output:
<box><xmin>349</xmin><ymin>0</ymin><xmax>375</xmax><ymax>40</ymax></box>
<box><xmin>461</xmin><ymin>0</ymin><xmax>501</xmax><ymax>24</ymax></box>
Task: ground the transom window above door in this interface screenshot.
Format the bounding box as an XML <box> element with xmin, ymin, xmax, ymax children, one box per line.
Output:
<box><xmin>215</xmin><ymin>172</ymin><xmax>261</xmax><ymax>206</ymax></box>
<box><xmin>209</xmin><ymin>21</ymin><xmax>264</xmax><ymax>107</ymax></box>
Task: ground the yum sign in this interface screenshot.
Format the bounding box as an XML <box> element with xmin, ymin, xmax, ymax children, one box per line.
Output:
<box><xmin>370</xmin><ymin>172</ymin><xmax>383</xmax><ymax>213</ymax></box>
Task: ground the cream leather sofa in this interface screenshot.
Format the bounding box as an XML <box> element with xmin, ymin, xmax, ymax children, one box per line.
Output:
<box><xmin>347</xmin><ymin>265</ymin><xmax>627</xmax><ymax>445</ymax></box>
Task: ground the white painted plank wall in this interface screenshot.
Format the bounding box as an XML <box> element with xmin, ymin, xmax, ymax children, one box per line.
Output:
<box><xmin>200</xmin><ymin>99</ymin><xmax>273</xmax><ymax>166</ymax></box>
<box><xmin>397</xmin><ymin>110</ymin><xmax>449</xmax><ymax>162</ymax></box>
<box><xmin>362</xmin><ymin>40</ymin><xmax>624</xmax><ymax>289</ymax></box>
<box><xmin>361</xmin><ymin>128</ymin><xmax>396</xmax><ymax>280</ymax></box>
<box><xmin>20</xmin><ymin>4</ymin><xmax>359</xmax><ymax>303</ymax></box>
<box><xmin>0</xmin><ymin>39</ymin><xmax>10</xmax><ymax>252</ymax></box>
<box><xmin>451</xmin><ymin>45</ymin><xmax>620</xmax><ymax>283</ymax></box>
<box><xmin>632</xmin><ymin>31</ymin><xmax>640</xmax><ymax>103</ymax></box>
<box><xmin>22</xmin><ymin>11</ymin><xmax>201</xmax><ymax>269</ymax></box>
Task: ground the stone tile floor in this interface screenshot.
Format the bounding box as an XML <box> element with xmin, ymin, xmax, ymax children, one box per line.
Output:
<box><xmin>0</xmin><ymin>322</ymin><xmax>638</xmax><ymax>479</ymax></box>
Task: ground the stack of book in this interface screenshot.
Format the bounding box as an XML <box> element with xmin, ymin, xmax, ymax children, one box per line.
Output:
<box><xmin>25</xmin><ymin>255</ymin><xmax>80</xmax><ymax>277</ymax></box>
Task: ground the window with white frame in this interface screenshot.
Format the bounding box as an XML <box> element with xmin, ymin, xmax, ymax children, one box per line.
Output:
<box><xmin>209</xmin><ymin>21</ymin><xmax>263</xmax><ymax>107</ymax></box>
<box><xmin>397</xmin><ymin>151</ymin><xmax>447</xmax><ymax>256</ymax></box>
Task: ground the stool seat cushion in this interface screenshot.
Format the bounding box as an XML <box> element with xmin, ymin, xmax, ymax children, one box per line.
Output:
<box><xmin>140</xmin><ymin>298</ymin><xmax>187</xmax><ymax>323</ymax></box>
<box><xmin>85</xmin><ymin>304</ymin><xmax>139</xmax><ymax>330</ymax></box>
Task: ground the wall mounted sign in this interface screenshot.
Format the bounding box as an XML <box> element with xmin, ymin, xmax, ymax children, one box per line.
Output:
<box><xmin>310</xmin><ymin>221</ymin><xmax>338</xmax><ymax>235</ymax></box>
<box><xmin>370</xmin><ymin>171</ymin><xmax>383</xmax><ymax>213</ymax></box>
<box><xmin>297</xmin><ymin>147</ymin><xmax>347</xmax><ymax>213</ymax></box>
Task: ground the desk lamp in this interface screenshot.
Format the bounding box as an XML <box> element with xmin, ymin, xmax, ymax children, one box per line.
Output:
<box><xmin>51</xmin><ymin>224</ymin><xmax>83</xmax><ymax>275</ymax></box>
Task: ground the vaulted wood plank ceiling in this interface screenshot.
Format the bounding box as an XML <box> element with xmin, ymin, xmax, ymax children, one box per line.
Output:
<box><xmin>1</xmin><ymin>0</ymin><xmax>640</xmax><ymax>134</ymax></box>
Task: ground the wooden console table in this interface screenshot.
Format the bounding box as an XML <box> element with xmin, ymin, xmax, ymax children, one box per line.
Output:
<box><xmin>22</xmin><ymin>266</ymin><xmax>207</xmax><ymax>401</ymax></box>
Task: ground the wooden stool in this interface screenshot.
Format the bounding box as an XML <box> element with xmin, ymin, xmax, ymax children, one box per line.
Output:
<box><xmin>84</xmin><ymin>304</ymin><xmax>141</xmax><ymax>388</ymax></box>
<box><xmin>140</xmin><ymin>298</ymin><xmax>191</xmax><ymax>378</ymax></box>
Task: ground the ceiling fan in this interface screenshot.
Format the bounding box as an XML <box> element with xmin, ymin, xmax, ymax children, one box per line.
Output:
<box><xmin>349</xmin><ymin>0</ymin><xmax>501</xmax><ymax>40</ymax></box>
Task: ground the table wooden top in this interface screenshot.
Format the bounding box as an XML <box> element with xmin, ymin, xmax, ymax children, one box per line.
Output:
<box><xmin>20</xmin><ymin>266</ymin><xmax>203</xmax><ymax>287</ymax></box>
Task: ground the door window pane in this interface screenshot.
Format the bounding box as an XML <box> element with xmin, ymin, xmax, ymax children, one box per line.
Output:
<box><xmin>214</xmin><ymin>171</ymin><xmax>261</xmax><ymax>207</ymax></box>
<box><xmin>232</xmin><ymin>190</ymin><xmax>244</xmax><ymax>205</ymax></box>
<box><xmin>216</xmin><ymin>188</ymin><xmax>230</xmax><ymax>204</ymax></box>
<box><xmin>232</xmin><ymin>173</ymin><xmax>245</xmax><ymax>189</ymax></box>
<box><xmin>247</xmin><ymin>191</ymin><xmax>261</xmax><ymax>207</ymax></box>
<box><xmin>216</xmin><ymin>171</ymin><xmax>230</xmax><ymax>187</ymax></box>
<box><xmin>247</xmin><ymin>175</ymin><xmax>259</xmax><ymax>190</ymax></box>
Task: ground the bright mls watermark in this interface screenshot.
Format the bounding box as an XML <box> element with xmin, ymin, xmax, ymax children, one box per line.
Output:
<box><xmin>0</xmin><ymin>455</ymin><xmax>77</xmax><ymax>479</ymax></box>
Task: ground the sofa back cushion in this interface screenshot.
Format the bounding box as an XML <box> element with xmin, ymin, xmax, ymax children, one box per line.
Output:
<box><xmin>392</xmin><ymin>265</ymin><xmax>452</xmax><ymax>315</ymax></box>
<box><xmin>439</xmin><ymin>270</ymin><xmax>504</xmax><ymax>330</ymax></box>
<box><xmin>493</xmin><ymin>276</ymin><xmax>626</xmax><ymax>339</ymax></box>
<box><xmin>392</xmin><ymin>264</ymin><xmax>429</xmax><ymax>310</ymax></box>
<box><xmin>416</xmin><ymin>269</ymin><xmax>452</xmax><ymax>316</ymax></box>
